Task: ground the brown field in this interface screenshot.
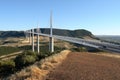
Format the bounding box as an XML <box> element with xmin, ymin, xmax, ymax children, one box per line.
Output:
<box><xmin>46</xmin><ymin>52</ymin><xmax>120</xmax><ymax>80</ymax></box>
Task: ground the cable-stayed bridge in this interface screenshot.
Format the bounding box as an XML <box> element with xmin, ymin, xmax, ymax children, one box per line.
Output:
<box><xmin>26</xmin><ymin>31</ymin><xmax>120</xmax><ymax>53</ymax></box>
<box><xmin>25</xmin><ymin>13</ymin><xmax>120</xmax><ymax>53</ymax></box>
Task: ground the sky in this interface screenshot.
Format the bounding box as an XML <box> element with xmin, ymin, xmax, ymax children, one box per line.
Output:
<box><xmin>0</xmin><ymin>0</ymin><xmax>120</xmax><ymax>35</ymax></box>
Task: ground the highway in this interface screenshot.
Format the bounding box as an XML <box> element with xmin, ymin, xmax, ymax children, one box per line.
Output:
<box><xmin>29</xmin><ymin>32</ymin><xmax>120</xmax><ymax>53</ymax></box>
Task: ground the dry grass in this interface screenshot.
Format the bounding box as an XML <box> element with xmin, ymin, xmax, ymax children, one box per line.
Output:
<box><xmin>6</xmin><ymin>50</ymin><xmax>70</xmax><ymax>80</ymax></box>
<box><xmin>55</xmin><ymin>41</ymin><xmax>74</xmax><ymax>49</ymax></box>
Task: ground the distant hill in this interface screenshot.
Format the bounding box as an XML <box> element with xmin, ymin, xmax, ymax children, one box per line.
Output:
<box><xmin>0</xmin><ymin>28</ymin><xmax>96</xmax><ymax>39</ymax></box>
<box><xmin>96</xmin><ymin>35</ymin><xmax>120</xmax><ymax>43</ymax></box>
<box><xmin>0</xmin><ymin>31</ymin><xmax>25</xmax><ymax>38</ymax></box>
<box><xmin>40</xmin><ymin>28</ymin><xmax>96</xmax><ymax>39</ymax></box>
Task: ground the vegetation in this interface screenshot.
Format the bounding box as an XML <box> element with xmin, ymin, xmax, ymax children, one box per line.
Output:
<box><xmin>0</xmin><ymin>31</ymin><xmax>25</xmax><ymax>38</ymax></box>
<box><xmin>0</xmin><ymin>44</ymin><xmax>65</xmax><ymax>56</ymax></box>
<box><xmin>38</xmin><ymin>28</ymin><xmax>97</xmax><ymax>39</ymax></box>
<box><xmin>0</xmin><ymin>45</ymin><xmax>65</xmax><ymax>77</ymax></box>
<box><xmin>19</xmin><ymin>45</ymin><xmax>65</xmax><ymax>53</ymax></box>
<box><xmin>0</xmin><ymin>46</ymin><xmax>20</xmax><ymax>56</ymax></box>
<box><xmin>70</xmin><ymin>43</ymin><xmax>102</xmax><ymax>52</ymax></box>
<box><xmin>0</xmin><ymin>60</ymin><xmax>15</xmax><ymax>76</ymax></box>
<box><xmin>0</xmin><ymin>45</ymin><xmax>102</xmax><ymax>77</ymax></box>
<box><xmin>73</xmin><ymin>29</ymin><xmax>94</xmax><ymax>38</ymax></box>
<box><xmin>14</xmin><ymin>51</ymin><xmax>37</xmax><ymax>69</ymax></box>
<box><xmin>71</xmin><ymin>47</ymin><xmax>87</xmax><ymax>52</ymax></box>
<box><xmin>0</xmin><ymin>28</ymin><xmax>96</xmax><ymax>39</ymax></box>
<box><xmin>0</xmin><ymin>28</ymin><xmax>103</xmax><ymax>78</ymax></box>
<box><xmin>87</xmin><ymin>47</ymin><xmax>102</xmax><ymax>52</ymax></box>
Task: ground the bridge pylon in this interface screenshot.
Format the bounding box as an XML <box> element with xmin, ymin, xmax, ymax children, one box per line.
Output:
<box><xmin>24</xmin><ymin>30</ymin><xmax>29</xmax><ymax>41</ymax></box>
<box><xmin>29</xmin><ymin>30</ymin><xmax>32</xmax><ymax>45</ymax></box>
<box><xmin>32</xmin><ymin>29</ymin><xmax>35</xmax><ymax>52</ymax></box>
<box><xmin>49</xmin><ymin>37</ymin><xmax>54</xmax><ymax>52</ymax></box>
<box><xmin>37</xmin><ymin>28</ymin><xmax>40</xmax><ymax>54</ymax></box>
<box><xmin>49</xmin><ymin>11</ymin><xmax>54</xmax><ymax>52</ymax></box>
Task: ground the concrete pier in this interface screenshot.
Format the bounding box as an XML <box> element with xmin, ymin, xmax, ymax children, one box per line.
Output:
<box><xmin>32</xmin><ymin>29</ymin><xmax>35</xmax><ymax>52</ymax></box>
<box><xmin>49</xmin><ymin>11</ymin><xmax>54</xmax><ymax>52</ymax></box>
<box><xmin>29</xmin><ymin>30</ymin><xmax>31</xmax><ymax>45</ymax></box>
<box><xmin>37</xmin><ymin>28</ymin><xmax>40</xmax><ymax>53</ymax></box>
<box><xmin>49</xmin><ymin>37</ymin><xmax>54</xmax><ymax>52</ymax></box>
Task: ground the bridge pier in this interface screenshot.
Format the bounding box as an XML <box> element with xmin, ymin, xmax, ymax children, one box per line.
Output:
<box><xmin>49</xmin><ymin>11</ymin><xmax>54</xmax><ymax>52</ymax></box>
<box><xmin>29</xmin><ymin>30</ymin><xmax>31</xmax><ymax>45</ymax></box>
<box><xmin>49</xmin><ymin>37</ymin><xmax>54</xmax><ymax>52</ymax></box>
<box><xmin>24</xmin><ymin>31</ymin><xmax>28</xmax><ymax>41</ymax></box>
<box><xmin>37</xmin><ymin>28</ymin><xmax>40</xmax><ymax>53</ymax></box>
<box><xmin>32</xmin><ymin>29</ymin><xmax>35</xmax><ymax>52</ymax></box>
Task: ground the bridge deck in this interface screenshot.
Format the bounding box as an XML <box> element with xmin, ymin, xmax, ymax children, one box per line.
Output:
<box><xmin>27</xmin><ymin>31</ymin><xmax>120</xmax><ymax>53</ymax></box>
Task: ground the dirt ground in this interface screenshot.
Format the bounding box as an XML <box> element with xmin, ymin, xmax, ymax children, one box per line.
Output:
<box><xmin>46</xmin><ymin>52</ymin><xmax>120</xmax><ymax>80</ymax></box>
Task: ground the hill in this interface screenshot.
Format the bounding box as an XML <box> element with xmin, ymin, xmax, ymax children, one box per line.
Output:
<box><xmin>0</xmin><ymin>28</ymin><xmax>96</xmax><ymax>39</ymax></box>
<box><xmin>0</xmin><ymin>31</ymin><xmax>25</xmax><ymax>38</ymax></box>
<box><xmin>96</xmin><ymin>35</ymin><xmax>120</xmax><ymax>43</ymax></box>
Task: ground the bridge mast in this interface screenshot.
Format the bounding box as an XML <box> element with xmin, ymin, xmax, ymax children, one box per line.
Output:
<box><xmin>49</xmin><ymin>11</ymin><xmax>54</xmax><ymax>52</ymax></box>
<box><xmin>37</xmin><ymin>27</ymin><xmax>40</xmax><ymax>54</ymax></box>
<box><xmin>24</xmin><ymin>30</ymin><xmax>28</xmax><ymax>40</ymax></box>
<box><xmin>32</xmin><ymin>29</ymin><xmax>35</xmax><ymax>52</ymax></box>
<box><xmin>29</xmin><ymin>30</ymin><xmax>31</xmax><ymax>45</ymax></box>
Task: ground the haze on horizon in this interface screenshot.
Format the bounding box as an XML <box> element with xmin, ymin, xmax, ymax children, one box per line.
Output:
<box><xmin>0</xmin><ymin>0</ymin><xmax>120</xmax><ymax>35</ymax></box>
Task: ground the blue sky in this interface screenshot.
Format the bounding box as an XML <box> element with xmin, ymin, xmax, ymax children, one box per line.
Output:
<box><xmin>0</xmin><ymin>0</ymin><xmax>120</xmax><ymax>35</ymax></box>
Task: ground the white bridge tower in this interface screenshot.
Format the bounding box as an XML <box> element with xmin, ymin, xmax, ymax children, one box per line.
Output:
<box><xmin>49</xmin><ymin>11</ymin><xmax>54</xmax><ymax>52</ymax></box>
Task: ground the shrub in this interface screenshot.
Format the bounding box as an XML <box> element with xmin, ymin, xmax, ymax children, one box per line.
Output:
<box><xmin>87</xmin><ymin>47</ymin><xmax>101</xmax><ymax>52</ymax></box>
<box><xmin>24</xmin><ymin>50</ymin><xmax>37</xmax><ymax>57</ymax></box>
<box><xmin>37</xmin><ymin>53</ymin><xmax>48</xmax><ymax>60</ymax></box>
<box><xmin>14</xmin><ymin>51</ymin><xmax>37</xmax><ymax>69</ymax></box>
<box><xmin>37</xmin><ymin>50</ymin><xmax>61</xmax><ymax>60</ymax></box>
<box><xmin>0</xmin><ymin>60</ymin><xmax>15</xmax><ymax>76</ymax></box>
<box><xmin>22</xmin><ymin>55</ymin><xmax>36</xmax><ymax>65</ymax></box>
<box><xmin>79</xmin><ymin>47</ymin><xmax>87</xmax><ymax>52</ymax></box>
<box><xmin>71</xmin><ymin>47</ymin><xmax>87</xmax><ymax>52</ymax></box>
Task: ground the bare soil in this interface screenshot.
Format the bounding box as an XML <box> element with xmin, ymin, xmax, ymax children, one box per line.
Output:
<box><xmin>46</xmin><ymin>52</ymin><xmax>120</xmax><ymax>80</ymax></box>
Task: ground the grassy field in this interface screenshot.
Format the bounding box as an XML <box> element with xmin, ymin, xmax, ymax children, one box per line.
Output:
<box><xmin>0</xmin><ymin>45</ymin><xmax>65</xmax><ymax>56</ymax></box>
<box><xmin>0</xmin><ymin>46</ymin><xmax>20</xmax><ymax>56</ymax></box>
